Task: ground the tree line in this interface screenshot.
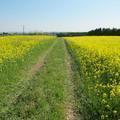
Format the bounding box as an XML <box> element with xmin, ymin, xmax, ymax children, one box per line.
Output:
<box><xmin>56</xmin><ymin>32</ymin><xmax>87</xmax><ymax>37</ymax></box>
<box><xmin>0</xmin><ymin>32</ymin><xmax>55</xmax><ymax>36</ymax></box>
<box><xmin>56</xmin><ymin>28</ymin><xmax>120</xmax><ymax>37</ymax></box>
<box><xmin>88</xmin><ymin>28</ymin><xmax>120</xmax><ymax>36</ymax></box>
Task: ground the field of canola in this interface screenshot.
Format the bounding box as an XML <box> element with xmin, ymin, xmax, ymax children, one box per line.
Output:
<box><xmin>65</xmin><ymin>36</ymin><xmax>120</xmax><ymax>120</ymax></box>
<box><xmin>0</xmin><ymin>36</ymin><xmax>53</xmax><ymax>64</ymax></box>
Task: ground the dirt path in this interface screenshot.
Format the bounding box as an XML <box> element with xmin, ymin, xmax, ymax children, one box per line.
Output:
<box><xmin>63</xmin><ymin>39</ymin><xmax>78</xmax><ymax>120</ymax></box>
<box><xmin>27</xmin><ymin>39</ymin><xmax>57</xmax><ymax>77</ymax></box>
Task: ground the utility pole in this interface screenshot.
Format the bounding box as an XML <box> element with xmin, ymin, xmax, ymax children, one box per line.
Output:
<box><xmin>23</xmin><ymin>25</ymin><xmax>25</xmax><ymax>35</ymax></box>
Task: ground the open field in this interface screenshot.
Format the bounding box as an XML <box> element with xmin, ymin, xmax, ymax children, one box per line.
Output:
<box><xmin>0</xmin><ymin>36</ymin><xmax>120</xmax><ymax>120</ymax></box>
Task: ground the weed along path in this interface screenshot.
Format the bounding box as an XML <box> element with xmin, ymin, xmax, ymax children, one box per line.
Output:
<box><xmin>1</xmin><ymin>38</ymin><xmax>77</xmax><ymax>120</ymax></box>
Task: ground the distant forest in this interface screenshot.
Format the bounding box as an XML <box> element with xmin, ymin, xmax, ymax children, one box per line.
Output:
<box><xmin>88</xmin><ymin>28</ymin><xmax>120</xmax><ymax>36</ymax></box>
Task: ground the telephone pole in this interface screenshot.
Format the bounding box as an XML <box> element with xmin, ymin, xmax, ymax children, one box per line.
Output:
<box><xmin>23</xmin><ymin>25</ymin><xmax>25</xmax><ymax>34</ymax></box>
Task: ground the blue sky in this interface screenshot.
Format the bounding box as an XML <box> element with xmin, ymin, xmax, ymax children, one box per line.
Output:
<box><xmin>0</xmin><ymin>0</ymin><xmax>120</xmax><ymax>32</ymax></box>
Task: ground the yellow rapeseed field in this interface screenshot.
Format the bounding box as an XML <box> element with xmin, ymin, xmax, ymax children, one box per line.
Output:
<box><xmin>0</xmin><ymin>36</ymin><xmax>53</xmax><ymax>64</ymax></box>
<box><xmin>65</xmin><ymin>36</ymin><xmax>120</xmax><ymax>120</ymax></box>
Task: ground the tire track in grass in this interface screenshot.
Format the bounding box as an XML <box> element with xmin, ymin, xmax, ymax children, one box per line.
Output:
<box><xmin>63</xmin><ymin>39</ymin><xmax>76</xmax><ymax>120</ymax></box>
<box><xmin>63</xmin><ymin>39</ymin><xmax>81</xmax><ymax>120</ymax></box>
<box><xmin>64</xmin><ymin>40</ymin><xmax>84</xmax><ymax>120</ymax></box>
<box><xmin>0</xmin><ymin>39</ymin><xmax>58</xmax><ymax>116</ymax></box>
<box><xmin>27</xmin><ymin>39</ymin><xmax>57</xmax><ymax>77</ymax></box>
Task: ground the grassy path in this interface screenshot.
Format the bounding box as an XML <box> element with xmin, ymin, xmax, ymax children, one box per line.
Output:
<box><xmin>0</xmin><ymin>38</ymin><xmax>78</xmax><ymax>120</ymax></box>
